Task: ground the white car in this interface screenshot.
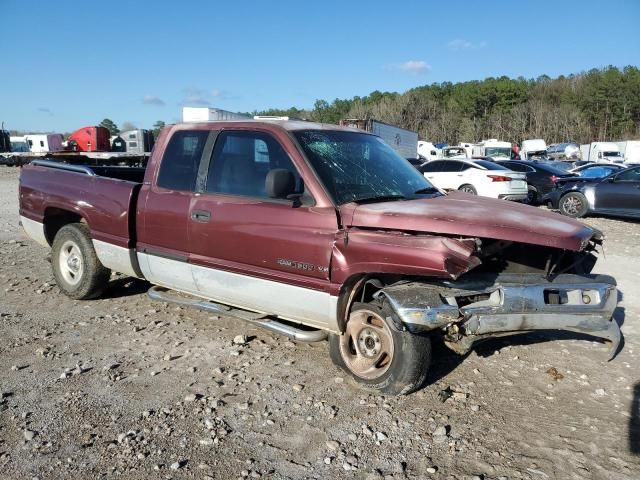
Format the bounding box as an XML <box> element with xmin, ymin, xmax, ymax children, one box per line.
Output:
<box><xmin>420</xmin><ymin>159</ymin><xmax>528</xmax><ymax>201</ymax></box>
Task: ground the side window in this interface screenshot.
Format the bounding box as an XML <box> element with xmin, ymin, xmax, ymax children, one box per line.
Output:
<box><xmin>441</xmin><ymin>161</ymin><xmax>464</xmax><ymax>172</ymax></box>
<box><xmin>40</xmin><ymin>140</ymin><xmax>45</xmax><ymax>147</ymax></box>
<box><xmin>421</xmin><ymin>161</ymin><xmax>444</xmax><ymax>173</ymax></box>
<box><xmin>504</xmin><ymin>162</ymin><xmax>525</xmax><ymax>172</ymax></box>
<box><xmin>206</xmin><ymin>131</ymin><xmax>301</xmax><ymax>198</ymax></box>
<box><xmin>157</xmin><ymin>130</ymin><xmax>209</xmax><ymax>191</ymax></box>
<box><xmin>614</xmin><ymin>168</ymin><xmax>640</xmax><ymax>182</ymax></box>
<box><xmin>128</xmin><ymin>141</ymin><xmax>138</xmax><ymax>148</ymax></box>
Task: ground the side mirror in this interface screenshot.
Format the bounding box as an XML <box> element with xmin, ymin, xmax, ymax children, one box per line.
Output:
<box><xmin>266</xmin><ymin>168</ymin><xmax>296</xmax><ymax>199</ymax></box>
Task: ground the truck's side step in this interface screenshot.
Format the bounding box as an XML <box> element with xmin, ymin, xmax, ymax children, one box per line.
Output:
<box><xmin>147</xmin><ymin>286</ymin><xmax>328</xmax><ymax>343</ymax></box>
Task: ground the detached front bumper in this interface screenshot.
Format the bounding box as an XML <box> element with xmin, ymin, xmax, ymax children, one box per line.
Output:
<box><xmin>377</xmin><ymin>273</ymin><xmax>621</xmax><ymax>360</ymax></box>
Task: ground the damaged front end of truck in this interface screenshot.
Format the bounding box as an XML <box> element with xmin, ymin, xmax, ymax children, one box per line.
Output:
<box><xmin>372</xmin><ymin>233</ymin><xmax>621</xmax><ymax>360</ymax></box>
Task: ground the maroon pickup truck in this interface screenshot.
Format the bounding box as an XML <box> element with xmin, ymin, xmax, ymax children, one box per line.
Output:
<box><xmin>19</xmin><ymin>120</ymin><xmax>620</xmax><ymax>394</ymax></box>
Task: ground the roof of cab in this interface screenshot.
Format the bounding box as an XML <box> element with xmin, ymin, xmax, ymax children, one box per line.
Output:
<box><xmin>174</xmin><ymin>119</ymin><xmax>364</xmax><ymax>133</ymax></box>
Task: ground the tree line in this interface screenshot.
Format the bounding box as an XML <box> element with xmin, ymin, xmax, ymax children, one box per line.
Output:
<box><xmin>254</xmin><ymin>65</ymin><xmax>640</xmax><ymax>145</ymax></box>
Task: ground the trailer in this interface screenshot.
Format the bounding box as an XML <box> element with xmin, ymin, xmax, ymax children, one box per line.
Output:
<box><xmin>339</xmin><ymin>119</ymin><xmax>418</xmax><ymax>158</ymax></box>
<box><xmin>182</xmin><ymin>107</ymin><xmax>250</xmax><ymax>122</ymax></box>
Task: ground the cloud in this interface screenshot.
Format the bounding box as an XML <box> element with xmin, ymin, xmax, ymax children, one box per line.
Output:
<box><xmin>182</xmin><ymin>87</ymin><xmax>210</xmax><ymax>106</ymax></box>
<box><xmin>142</xmin><ymin>95</ymin><xmax>165</xmax><ymax>106</ymax></box>
<box><xmin>447</xmin><ymin>39</ymin><xmax>488</xmax><ymax>50</ymax></box>
<box><xmin>395</xmin><ymin>60</ymin><xmax>431</xmax><ymax>74</ymax></box>
<box><xmin>37</xmin><ymin>107</ymin><xmax>53</xmax><ymax>115</ymax></box>
<box><xmin>181</xmin><ymin>87</ymin><xmax>238</xmax><ymax>106</ymax></box>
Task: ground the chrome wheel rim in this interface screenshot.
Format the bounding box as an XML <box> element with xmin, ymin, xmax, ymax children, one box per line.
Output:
<box><xmin>339</xmin><ymin>309</ymin><xmax>394</xmax><ymax>380</ymax></box>
<box><xmin>58</xmin><ymin>240</ymin><xmax>83</xmax><ymax>286</ymax></box>
<box><xmin>562</xmin><ymin>195</ymin><xmax>582</xmax><ymax>216</ymax></box>
<box><xmin>460</xmin><ymin>186</ymin><xmax>475</xmax><ymax>194</ymax></box>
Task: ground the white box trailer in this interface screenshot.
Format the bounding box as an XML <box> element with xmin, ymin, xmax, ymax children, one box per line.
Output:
<box><xmin>615</xmin><ymin>141</ymin><xmax>640</xmax><ymax>164</ymax></box>
<box><xmin>339</xmin><ymin>119</ymin><xmax>418</xmax><ymax>158</ymax></box>
<box><xmin>182</xmin><ymin>107</ymin><xmax>250</xmax><ymax>122</ymax></box>
<box><xmin>25</xmin><ymin>134</ymin><xmax>64</xmax><ymax>153</ymax></box>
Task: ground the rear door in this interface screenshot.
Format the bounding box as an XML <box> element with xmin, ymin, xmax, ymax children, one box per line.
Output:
<box><xmin>188</xmin><ymin>129</ymin><xmax>339</xmax><ymax>329</ymax></box>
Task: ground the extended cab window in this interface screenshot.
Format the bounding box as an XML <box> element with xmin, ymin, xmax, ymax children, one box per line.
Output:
<box><xmin>206</xmin><ymin>131</ymin><xmax>302</xmax><ymax>198</ymax></box>
<box><xmin>157</xmin><ymin>130</ymin><xmax>209</xmax><ymax>191</ymax></box>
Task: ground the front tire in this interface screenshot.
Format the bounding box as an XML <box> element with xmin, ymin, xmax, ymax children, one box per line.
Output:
<box><xmin>458</xmin><ymin>184</ymin><xmax>477</xmax><ymax>195</ymax></box>
<box><xmin>329</xmin><ymin>302</ymin><xmax>432</xmax><ymax>395</ymax></box>
<box><xmin>51</xmin><ymin>223</ymin><xmax>111</xmax><ymax>300</ymax></box>
<box><xmin>559</xmin><ymin>192</ymin><xmax>588</xmax><ymax>218</ymax></box>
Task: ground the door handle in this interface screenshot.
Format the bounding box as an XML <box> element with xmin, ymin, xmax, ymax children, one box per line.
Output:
<box><xmin>191</xmin><ymin>210</ymin><xmax>211</xmax><ymax>222</ymax></box>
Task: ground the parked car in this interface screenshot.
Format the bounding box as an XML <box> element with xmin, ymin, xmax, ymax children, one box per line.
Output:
<box><xmin>420</xmin><ymin>158</ymin><xmax>528</xmax><ymax>201</ymax></box>
<box><xmin>547</xmin><ymin>165</ymin><xmax>640</xmax><ymax>219</ymax></box>
<box><xmin>19</xmin><ymin>120</ymin><xmax>620</xmax><ymax>394</ymax></box>
<box><xmin>569</xmin><ymin>163</ymin><xmax>625</xmax><ymax>178</ymax></box>
<box><xmin>497</xmin><ymin>160</ymin><xmax>576</xmax><ymax>204</ymax></box>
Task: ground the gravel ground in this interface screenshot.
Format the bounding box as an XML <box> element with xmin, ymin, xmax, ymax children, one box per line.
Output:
<box><xmin>1</xmin><ymin>166</ymin><xmax>639</xmax><ymax>479</ymax></box>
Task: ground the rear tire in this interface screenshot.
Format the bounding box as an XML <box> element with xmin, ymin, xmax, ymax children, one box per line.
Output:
<box><xmin>329</xmin><ymin>302</ymin><xmax>432</xmax><ymax>395</ymax></box>
<box><xmin>526</xmin><ymin>186</ymin><xmax>538</xmax><ymax>205</ymax></box>
<box><xmin>559</xmin><ymin>192</ymin><xmax>588</xmax><ymax>218</ymax></box>
<box><xmin>51</xmin><ymin>223</ymin><xmax>111</xmax><ymax>300</ymax></box>
<box><xmin>458</xmin><ymin>184</ymin><xmax>477</xmax><ymax>195</ymax></box>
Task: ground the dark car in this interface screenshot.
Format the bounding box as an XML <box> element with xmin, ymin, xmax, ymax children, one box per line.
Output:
<box><xmin>497</xmin><ymin>160</ymin><xmax>576</xmax><ymax>204</ymax></box>
<box><xmin>548</xmin><ymin>165</ymin><xmax>640</xmax><ymax>219</ymax></box>
<box><xmin>570</xmin><ymin>163</ymin><xmax>625</xmax><ymax>178</ymax></box>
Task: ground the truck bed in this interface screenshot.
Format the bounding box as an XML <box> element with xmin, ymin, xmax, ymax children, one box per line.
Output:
<box><xmin>19</xmin><ymin>160</ymin><xmax>144</xmax><ymax>249</ymax></box>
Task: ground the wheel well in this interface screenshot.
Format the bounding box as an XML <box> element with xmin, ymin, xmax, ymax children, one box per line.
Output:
<box><xmin>43</xmin><ymin>208</ymin><xmax>84</xmax><ymax>245</ymax></box>
<box><xmin>336</xmin><ymin>274</ymin><xmax>396</xmax><ymax>332</ymax></box>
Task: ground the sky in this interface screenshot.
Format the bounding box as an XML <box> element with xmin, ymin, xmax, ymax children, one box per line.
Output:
<box><xmin>1</xmin><ymin>0</ymin><xmax>639</xmax><ymax>132</ymax></box>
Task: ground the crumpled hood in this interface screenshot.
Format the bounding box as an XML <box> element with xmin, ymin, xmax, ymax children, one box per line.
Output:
<box><xmin>345</xmin><ymin>191</ymin><xmax>595</xmax><ymax>251</ymax></box>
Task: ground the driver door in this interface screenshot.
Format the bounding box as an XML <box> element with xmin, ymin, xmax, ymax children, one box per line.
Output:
<box><xmin>187</xmin><ymin>129</ymin><xmax>339</xmax><ymax>328</ymax></box>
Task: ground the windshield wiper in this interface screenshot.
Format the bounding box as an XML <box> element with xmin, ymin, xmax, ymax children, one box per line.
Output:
<box><xmin>414</xmin><ymin>187</ymin><xmax>441</xmax><ymax>194</ymax></box>
<box><xmin>352</xmin><ymin>194</ymin><xmax>406</xmax><ymax>204</ymax></box>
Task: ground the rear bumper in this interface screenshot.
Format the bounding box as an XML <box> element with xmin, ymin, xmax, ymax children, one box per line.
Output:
<box><xmin>377</xmin><ymin>273</ymin><xmax>620</xmax><ymax>360</ymax></box>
